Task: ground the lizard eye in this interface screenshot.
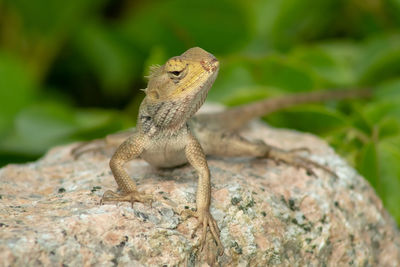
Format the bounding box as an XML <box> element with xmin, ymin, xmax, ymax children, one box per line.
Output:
<box><xmin>168</xmin><ymin>70</ymin><xmax>183</xmax><ymax>79</ymax></box>
<box><xmin>167</xmin><ymin>69</ymin><xmax>186</xmax><ymax>81</ymax></box>
<box><xmin>170</xmin><ymin>71</ymin><xmax>181</xmax><ymax>76</ymax></box>
<box><xmin>166</xmin><ymin>62</ymin><xmax>188</xmax><ymax>81</ymax></box>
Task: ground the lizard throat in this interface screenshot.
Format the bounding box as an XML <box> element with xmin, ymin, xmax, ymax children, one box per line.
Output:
<box><xmin>142</xmin><ymin>71</ymin><xmax>217</xmax><ymax>134</ymax></box>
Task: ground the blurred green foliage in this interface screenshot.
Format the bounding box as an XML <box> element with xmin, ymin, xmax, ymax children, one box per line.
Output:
<box><xmin>1</xmin><ymin>0</ymin><xmax>400</xmax><ymax>223</ymax></box>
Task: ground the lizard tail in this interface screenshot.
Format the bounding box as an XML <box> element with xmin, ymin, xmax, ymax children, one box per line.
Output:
<box><xmin>199</xmin><ymin>89</ymin><xmax>371</xmax><ymax>131</ymax></box>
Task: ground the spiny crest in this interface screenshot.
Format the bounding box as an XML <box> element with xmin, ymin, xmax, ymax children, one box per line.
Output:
<box><xmin>146</xmin><ymin>64</ymin><xmax>162</xmax><ymax>79</ymax></box>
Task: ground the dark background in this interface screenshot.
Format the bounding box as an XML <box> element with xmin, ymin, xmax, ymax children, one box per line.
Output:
<box><xmin>1</xmin><ymin>0</ymin><xmax>400</xmax><ymax>223</ymax></box>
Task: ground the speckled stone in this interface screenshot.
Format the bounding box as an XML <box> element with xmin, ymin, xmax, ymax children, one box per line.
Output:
<box><xmin>1</xmin><ymin>117</ymin><xmax>399</xmax><ymax>266</ymax></box>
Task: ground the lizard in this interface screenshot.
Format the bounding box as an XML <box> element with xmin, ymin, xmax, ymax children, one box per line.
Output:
<box><xmin>71</xmin><ymin>47</ymin><xmax>370</xmax><ymax>255</ymax></box>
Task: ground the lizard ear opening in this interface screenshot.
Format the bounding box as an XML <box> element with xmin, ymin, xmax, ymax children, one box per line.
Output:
<box><xmin>147</xmin><ymin>89</ymin><xmax>160</xmax><ymax>100</ymax></box>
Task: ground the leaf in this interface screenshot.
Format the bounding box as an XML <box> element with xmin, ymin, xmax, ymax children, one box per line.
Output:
<box><xmin>13</xmin><ymin>102</ymin><xmax>79</xmax><ymax>153</ymax></box>
<box><xmin>318</xmin><ymin>41</ymin><xmax>362</xmax><ymax>67</ymax></box>
<box><xmin>290</xmin><ymin>44</ymin><xmax>358</xmax><ymax>87</ymax></box>
<box><xmin>7</xmin><ymin>0</ymin><xmax>105</xmax><ymax>35</ymax></box>
<box><xmin>222</xmin><ymin>86</ymin><xmax>278</xmax><ymax>106</ymax></box>
<box><xmin>357</xmin><ymin>141</ymin><xmax>379</xmax><ymax>188</ymax></box>
<box><xmin>0</xmin><ymin>101</ymin><xmax>131</xmax><ymax>155</ymax></box>
<box><xmin>72</xmin><ymin>109</ymin><xmax>132</xmax><ymax>140</ymax></box>
<box><xmin>208</xmin><ymin>59</ymin><xmax>257</xmax><ymax>102</ymax></box>
<box><xmin>247</xmin><ymin>0</ymin><xmax>343</xmax><ymax>49</ymax></box>
<box><xmin>120</xmin><ymin>0</ymin><xmax>250</xmax><ymax>55</ymax></box>
<box><xmin>356</xmin><ymin>34</ymin><xmax>400</xmax><ymax>85</ymax></box>
<box><xmin>374</xmin><ymin>78</ymin><xmax>400</xmax><ymax>101</ymax></box>
<box><xmin>351</xmin><ymin>98</ymin><xmax>400</xmax><ymax>145</ymax></box>
<box><xmin>265</xmin><ymin>105</ymin><xmax>348</xmax><ymax>135</ymax></box>
<box><xmin>72</xmin><ymin>22</ymin><xmax>143</xmax><ymax>95</ymax></box>
<box><xmin>387</xmin><ymin>0</ymin><xmax>400</xmax><ymax>26</ymax></box>
<box><xmin>378</xmin><ymin>117</ymin><xmax>400</xmax><ymax>139</ymax></box>
<box><xmin>0</xmin><ymin>51</ymin><xmax>36</xmax><ymax>136</ymax></box>
<box><xmin>378</xmin><ymin>137</ymin><xmax>400</xmax><ymax>222</ymax></box>
<box><xmin>255</xmin><ymin>55</ymin><xmax>317</xmax><ymax>92</ymax></box>
<box><xmin>209</xmin><ymin>53</ymin><xmax>318</xmax><ymax>101</ymax></box>
<box><xmin>362</xmin><ymin>100</ymin><xmax>400</xmax><ymax>125</ymax></box>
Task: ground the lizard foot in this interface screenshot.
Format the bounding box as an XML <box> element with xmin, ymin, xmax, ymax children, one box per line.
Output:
<box><xmin>100</xmin><ymin>190</ymin><xmax>153</xmax><ymax>208</ymax></box>
<box><xmin>181</xmin><ymin>208</ymin><xmax>224</xmax><ymax>255</ymax></box>
<box><xmin>268</xmin><ymin>147</ymin><xmax>337</xmax><ymax>178</ymax></box>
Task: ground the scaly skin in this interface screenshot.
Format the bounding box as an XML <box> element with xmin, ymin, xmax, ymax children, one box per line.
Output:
<box><xmin>99</xmin><ymin>47</ymin><xmax>223</xmax><ymax>254</ymax></box>
<box><xmin>72</xmin><ymin>47</ymin><xmax>370</xmax><ymax>256</ymax></box>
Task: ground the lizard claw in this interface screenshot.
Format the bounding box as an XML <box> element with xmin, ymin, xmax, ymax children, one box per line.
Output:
<box><xmin>181</xmin><ymin>208</ymin><xmax>224</xmax><ymax>256</ymax></box>
<box><xmin>100</xmin><ymin>190</ymin><xmax>153</xmax><ymax>208</ymax></box>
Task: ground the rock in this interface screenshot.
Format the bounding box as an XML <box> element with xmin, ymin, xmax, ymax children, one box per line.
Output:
<box><xmin>1</xmin><ymin>118</ymin><xmax>400</xmax><ymax>266</ymax></box>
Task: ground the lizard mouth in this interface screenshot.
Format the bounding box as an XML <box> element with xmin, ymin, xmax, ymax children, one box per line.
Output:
<box><xmin>186</xmin><ymin>66</ymin><xmax>218</xmax><ymax>116</ymax></box>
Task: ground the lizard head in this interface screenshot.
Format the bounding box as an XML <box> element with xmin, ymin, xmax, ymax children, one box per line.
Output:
<box><xmin>142</xmin><ymin>47</ymin><xmax>219</xmax><ymax>130</ymax></box>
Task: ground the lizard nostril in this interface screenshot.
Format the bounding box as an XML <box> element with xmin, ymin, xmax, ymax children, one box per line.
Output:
<box><xmin>200</xmin><ymin>57</ymin><xmax>219</xmax><ymax>72</ymax></box>
<box><xmin>210</xmin><ymin>58</ymin><xmax>219</xmax><ymax>71</ymax></box>
<box><xmin>211</xmin><ymin>58</ymin><xmax>219</xmax><ymax>66</ymax></box>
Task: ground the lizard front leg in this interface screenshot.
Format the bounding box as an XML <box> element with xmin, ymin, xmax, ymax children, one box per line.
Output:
<box><xmin>183</xmin><ymin>134</ymin><xmax>223</xmax><ymax>255</ymax></box>
<box><xmin>101</xmin><ymin>133</ymin><xmax>152</xmax><ymax>207</ymax></box>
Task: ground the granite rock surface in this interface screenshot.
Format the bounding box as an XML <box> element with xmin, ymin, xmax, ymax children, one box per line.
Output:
<box><xmin>1</xmin><ymin>118</ymin><xmax>400</xmax><ymax>266</ymax></box>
